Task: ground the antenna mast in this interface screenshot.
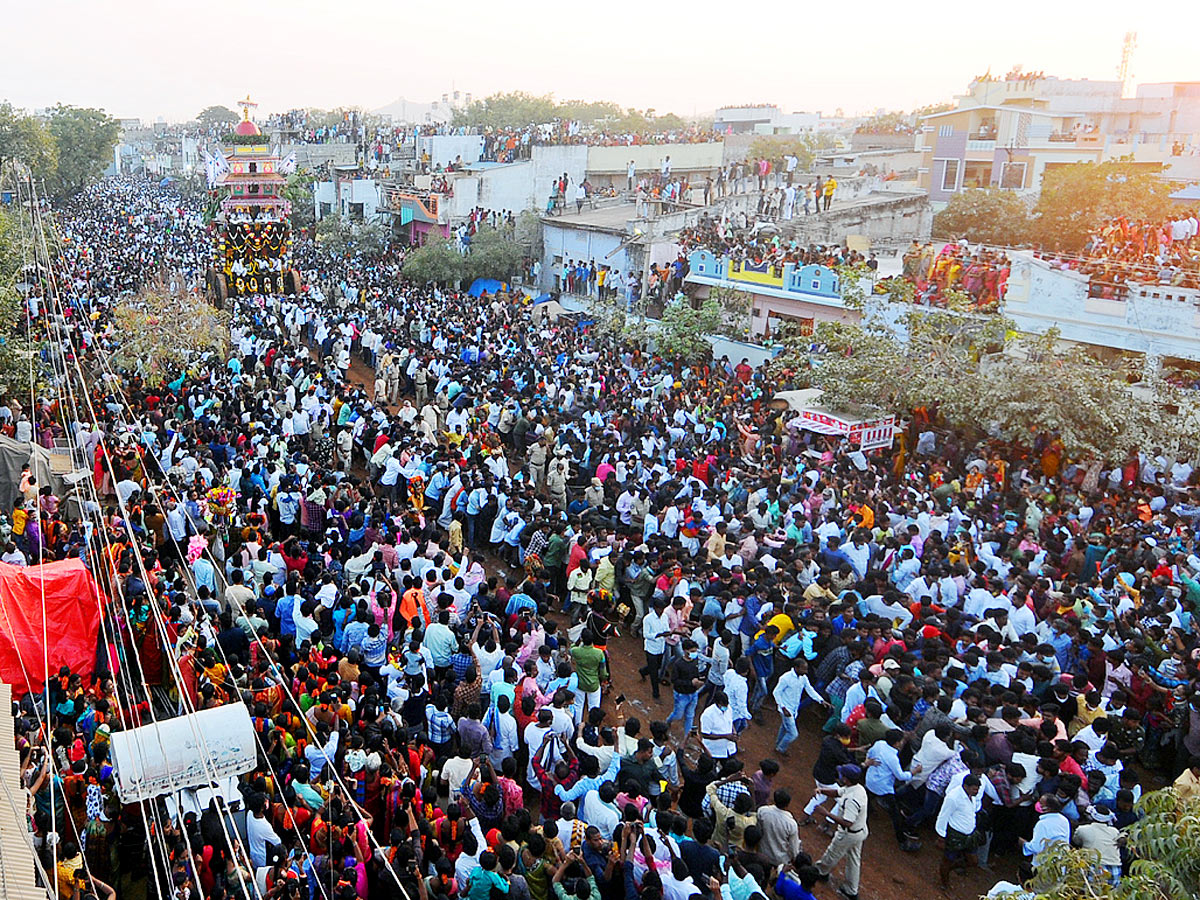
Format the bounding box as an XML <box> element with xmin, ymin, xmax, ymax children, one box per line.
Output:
<box><xmin>1119</xmin><ymin>32</ymin><xmax>1137</xmax><ymax>99</ymax></box>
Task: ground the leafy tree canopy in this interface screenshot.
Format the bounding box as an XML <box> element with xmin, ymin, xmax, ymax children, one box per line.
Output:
<box><xmin>0</xmin><ymin>102</ymin><xmax>57</xmax><ymax>181</ymax></box>
<box><xmin>451</xmin><ymin>94</ymin><xmax>692</xmax><ymax>132</ymax></box>
<box><xmin>747</xmin><ymin>134</ymin><xmax>837</xmax><ymax>172</ymax></box>
<box><xmin>462</xmin><ymin>226</ymin><xmax>523</xmax><ymax>284</ymax></box>
<box><xmin>855</xmin><ymin>111</ymin><xmax>909</xmax><ymax>134</ymax></box>
<box><xmin>282</xmin><ymin>173</ymin><xmax>316</xmax><ymax>233</ymax></box>
<box><xmin>555</xmin><ymin>99</ymin><xmax>623</xmax><ymax>124</ymax></box>
<box><xmin>452</xmin><ymin>92</ymin><xmax>558</xmax><ymax>129</ymax></box>
<box><xmin>45</xmin><ymin>105</ymin><xmax>119</xmax><ymax>198</ymax></box>
<box><xmin>196</xmin><ymin>105</ymin><xmax>239</xmax><ymax>128</ymax></box>
<box><xmin>1002</xmin><ymin>787</ymin><xmax>1200</xmax><ymax>900</ymax></box>
<box><xmin>1032</xmin><ymin>159</ymin><xmax>1175</xmax><ymax>252</ymax></box>
<box><xmin>109</xmin><ymin>287</ymin><xmax>230</xmax><ymax>380</ymax></box>
<box><xmin>932</xmin><ymin>188</ymin><xmax>1032</xmax><ymax>246</ymax></box>
<box><xmin>402</xmin><ymin>233</ymin><xmax>463</xmax><ymax>286</ymax></box>
<box><xmin>400</xmin><ymin>226</ymin><xmax>522</xmax><ymax>287</ymax></box>
<box><xmin>646</xmin><ymin>297</ymin><xmax>724</xmax><ymax>360</ymax></box>
<box><xmin>315</xmin><ymin>214</ymin><xmax>385</xmax><ymax>259</ymax></box>
<box><xmin>775</xmin><ymin>304</ymin><xmax>1186</xmax><ymax>456</ymax></box>
<box><xmin>911</xmin><ymin>101</ymin><xmax>955</xmax><ymax>118</ymax></box>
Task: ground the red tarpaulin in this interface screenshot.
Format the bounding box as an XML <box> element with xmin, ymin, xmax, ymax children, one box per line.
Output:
<box><xmin>0</xmin><ymin>559</ymin><xmax>104</xmax><ymax>696</ymax></box>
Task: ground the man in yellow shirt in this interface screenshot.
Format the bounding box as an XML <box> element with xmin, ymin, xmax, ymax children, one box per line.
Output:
<box><xmin>706</xmin><ymin>522</ymin><xmax>728</xmax><ymax>562</ymax></box>
<box><xmin>804</xmin><ymin>576</ymin><xmax>838</xmax><ymax>606</ymax></box>
<box><xmin>764</xmin><ymin>604</ymin><xmax>799</xmax><ymax>644</ymax></box>
<box><xmin>822</xmin><ymin>176</ymin><xmax>837</xmax><ymax>211</ymax></box>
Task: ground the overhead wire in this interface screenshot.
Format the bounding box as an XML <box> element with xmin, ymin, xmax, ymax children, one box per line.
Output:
<box><xmin>30</xmin><ymin>178</ymin><xmax>244</xmax><ymax>900</ymax></box>
<box><xmin>25</xmin><ymin>174</ymin><xmax>179</xmax><ymax>900</ymax></box>
<box><xmin>68</xmin><ymin>186</ymin><xmax>423</xmax><ymax>900</ymax></box>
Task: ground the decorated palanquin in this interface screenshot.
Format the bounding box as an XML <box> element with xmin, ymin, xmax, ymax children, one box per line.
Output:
<box><xmin>206</xmin><ymin>97</ymin><xmax>302</xmax><ymax>301</ymax></box>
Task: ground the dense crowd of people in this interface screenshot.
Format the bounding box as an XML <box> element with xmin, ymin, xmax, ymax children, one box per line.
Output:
<box><xmin>250</xmin><ymin>114</ymin><xmax>721</xmax><ymax>161</ymax></box>
<box><xmin>677</xmin><ymin>217</ymin><xmax>868</xmax><ymax>274</ymax></box>
<box><xmin>1037</xmin><ymin>213</ymin><xmax>1200</xmax><ymax>299</ymax></box>
<box><xmin>6</xmin><ymin>174</ymin><xmax>1200</xmax><ymax>900</ymax></box>
<box><xmin>898</xmin><ymin>242</ymin><xmax>1011</xmax><ymax>308</ymax></box>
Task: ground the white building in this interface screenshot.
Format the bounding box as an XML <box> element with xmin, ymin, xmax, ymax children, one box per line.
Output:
<box><xmin>314</xmin><ymin>172</ymin><xmax>383</xmax><ymax>222</ymax></box>
<box><xmin>714</xmin><ymin>105</ymin><xmax>838</xmax><ymax>135</ymax></box>
<box><xmin>1005</xmin><ymin>250</ymin><xmax>1200</xmax><ymax>369</ymax></box>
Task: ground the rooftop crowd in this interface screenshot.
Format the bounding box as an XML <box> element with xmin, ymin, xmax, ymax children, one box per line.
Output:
<box><xmin>898</xmin><ymin>242</ymin><xmax>1011</xmax><ymax>309</ymax></box>
<box><xmin>7</xmin><ymin>175</ymin><xmax>1200</xmax><ymax>900</ymax></box>
<box><xmin>1039</xmin><ymin>212</ymin><xmax>1199</xmax><ymax>298</ymax></box>
<box><xmin>251</xmin><ymin>112</ymin><xmax>721</xmax><ymax>160</ymax></box>
<box><xmin>677</xmin><ymin>216</ymin><xmax>867</xmax><ymax>273</ymax></box>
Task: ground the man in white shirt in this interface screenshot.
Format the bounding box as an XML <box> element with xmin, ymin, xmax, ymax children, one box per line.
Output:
<box><xmin>487</xmin><ymin>695</ymin><xmax>520</xmax><ymax>768</ymax></box>
<box><xmin>934</xmin><ymin>776</ymin><xmax>983</xmax><ymax>889</ymax></box>
<box><xmin>773</xmin><ymin>659</ymin><xmax>828</xmax><ymax>754</ymax></box>
<box><xmin>639</xmin><ymin>599</ymin><xmax>669</xmax><ymax>700</ymax></box>
<box><xmin>698</xmin><ymin>692</ymin><xmax>737</xmax><ymax>759</ymax></box>
<box><xmin>582</xmin><ymin>786</ymin><xmax>620</xmax><ymax>839</ymax></box>
<box><xmin>246</xmin><ymin>795</ymin><xmax>282</xmax><ymax>872</ymax></box>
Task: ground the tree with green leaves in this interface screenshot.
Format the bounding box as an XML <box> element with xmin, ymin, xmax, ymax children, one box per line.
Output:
<box><xmin>45</xmin><ymin>105</ymin><xmax>119</xmax><ymax>198</ymax></box>
<box><xmin>607</xmin><ymin>108</ymin><xmax>653</xmax><ymax>134</ymax></box>
<box><xmin>747</xmin><ymin>134</ymin><xmax>837</xmax><ymax>173</ymax></box>
<box><xmin>647</xmin><ymin>297</ymin><xmax>724</xmax><ymax>359</ymax></box>
<box><xmin>514</xmin><ymin>210</ymin><xmax>543</xmax><ymax>259</ymax></box>
<box><xmin>462</xmin><ymin>226</ymin><xmax>523</xmax><ymax>284</ymax></box>
<box><xmin>911</xmin><ymin>101</ymin><xmax>955</xmax><ymax>120</ymax></box>
<box><xmin>932</xmin><ymin>188</ymin><xmax>1032</xmax><ymax>246</ymax></box>
<box><xmin>0</xmin><ymin>281</ymin><xmax>35</xmax><ymax>400</ymax></box>
<box><xmin>775</xmin><ymin>298</ymin><xmax>1185</xmax><ymax>456</ymax></box>
<box><xmin>709</xmin><ymin>286</ymin><xmax>753</xmax><ymax>339</ymax></box>
<box><xmin>999</xmin><ymin>787</ymin><xmax>1200</xmax><ymax>900</ymax></box>
<box><xmin>109</xmin><ymin>286</ymin><xmax>230</xmax><ymax>381</ymax></box>
<box><xmin>282</xmin><ymin>173</ymin><xmax>316</xmax><ymax>233</ymax></box>
<box><xmin>854</xmin><ymin>111</ymin><xmax>909</xmax><ymax>134</ymax></box>
<box><xmin>315</xmin><ymin>214</ymin><xmax>385</xmax><ymax>259</ymax></box>
<box><xmin>0</xmin><ymin>103</ymin><xmax>57</xmax><ymax>182</ymax></box>
<box><xmin>452</xmin><ymin>92</ymin><xmax>558</xmax><ymax>129</ymax></box>
<box><xmin>402</xmin><ymin>233</ymin><xmax>464</xmax><ymax>287</ymax></box>
<box><xmin>1031</xmin><ymin>159</ymin><xmax>1175</xmax><ymax>252</ymax></box>
<box><xmin>196</xmin><ymin>105</ymin><xmax>239</xmax><ymax>129</ymax></box>
<box><xmin>555</xmin><ymin>100</ymin><xmax>623</xmax><ymax>124</ymax></box>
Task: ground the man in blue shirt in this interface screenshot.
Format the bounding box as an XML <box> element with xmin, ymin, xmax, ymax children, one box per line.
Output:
<box><xmin>819</xmin><ymin>536</ymin><xmax>854</xmax><ymax>571</ymax></box>
<box><xmin>738</xmin><ymin>589</ymin><xmax>765</xmax><ymax>650</ymax></box>
<box><xmin>775</xmin><ymin>860</ymin><xmax>820</xmax><ymax>900</ymax></box>
<box><xmin>865</xmin><ymin>730</ymin><xmax>922</xmax><ymax>851</ymax></box>
<box><xmin>1047</xmin><ymin>619</ymin><xmax>1073</xmax><ymax>671</ymax></box>
<box><xmin>748</xmin><ymin>623</ymin><xmax>779</xmax><ymax>716</ymax></box>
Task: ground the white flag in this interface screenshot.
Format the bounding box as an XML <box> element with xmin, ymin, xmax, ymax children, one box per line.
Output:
<box><xmin>279</xmin><ymin>151</ymin><xmax>297</xmax><ymax>175</ymax></box>
<box><xmin>204</xmin><ymin>152</ymin><xmax>223</xmax><ymax>188</ymax></box>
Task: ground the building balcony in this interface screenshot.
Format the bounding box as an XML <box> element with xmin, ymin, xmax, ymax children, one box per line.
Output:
<box><xmin>966</xmin><ymin>139</ymin><xmax>997</xmax><ymax>153</ymax></box>
<box><xmin>381</xmin><ymin>186</ymin><xmax>448</xmax><ymax>224</ymax></box>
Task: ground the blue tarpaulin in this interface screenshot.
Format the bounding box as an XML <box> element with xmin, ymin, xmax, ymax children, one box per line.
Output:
<box><xmin>159</xmin><ymin>177</ymin><xmax>173</xmax><ymax>187</ymax></box>
<box><xmin>531</xmin><ymin>293</ymin><xmax>552</xmax><ymax>305</ymax></box>
<box><xmin>467</xmin><ymin>278</ymin><xmax>508</xmax><ymax>297</ymax></box>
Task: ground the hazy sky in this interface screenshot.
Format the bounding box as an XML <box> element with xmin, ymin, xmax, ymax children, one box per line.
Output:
<box><xmin>4</xmin><ymin>0</ymin><xmax>1196</xmax><ymax>122</ymax></box>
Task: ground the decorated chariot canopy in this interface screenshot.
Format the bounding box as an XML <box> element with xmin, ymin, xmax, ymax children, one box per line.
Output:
<box><xmin>204</xmin><ymin>96</ymin><xmax>301</xmax><ymax>300</ymax></box>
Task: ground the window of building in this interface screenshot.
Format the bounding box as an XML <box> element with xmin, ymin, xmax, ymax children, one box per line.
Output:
<box><xmin>939</xmin><ymin>159</ymin><xmax>960</xmax><ymax>192</ymax></box>
<box><xmin>938</xmin><ymin>125</ymin><xmax>953</xmax><ymax>137</ymax></box>
<box><xmin>1000</xmin><ymin>161</ymin><xmax>1027</xmax><ymax>189</ymax></box>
